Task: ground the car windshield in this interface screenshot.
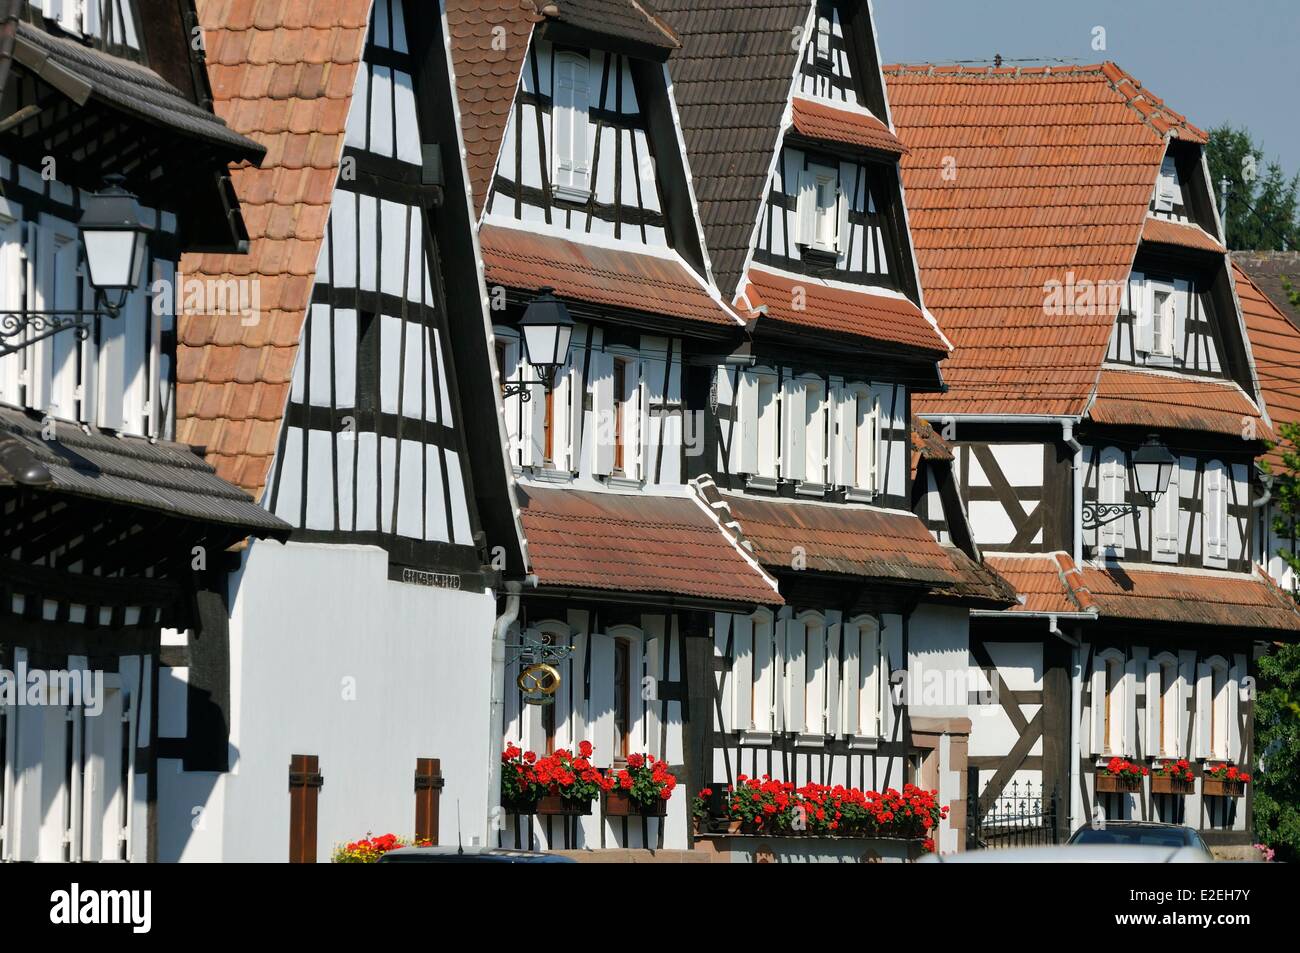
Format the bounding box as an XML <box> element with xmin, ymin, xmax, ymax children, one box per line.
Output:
<box><xmin>1071</xmin><ymin>827</ymin><xmax>1188</xmax><ymax>848</ymax></box>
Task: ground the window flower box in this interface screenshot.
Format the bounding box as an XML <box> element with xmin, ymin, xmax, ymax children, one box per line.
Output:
<box><xmin>1203</xmin><ymin>763</ymin><xmax>1249</xmax><ymax>798</ymax></box>
<box><xmin>1096</xmin><ymin>757</ymin><xmax>1146</xmax><ymax>792</ymax></box>
<box><xmin>500</xmin><ymin>740</ymin><xmax>612</xmax><ymax>816</ymax></box>
<box><xmin>1151</xmin><ymin>759</ymin><xmax>1195</xmax><ymax>795</ymax></box>
<box><xmin>604</xmin><ymin>753</ymin><xmax>676</xmax><ymax>817</ymax></box>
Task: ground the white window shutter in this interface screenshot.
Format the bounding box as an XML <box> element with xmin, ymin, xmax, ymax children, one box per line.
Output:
<box><xmin>567</xmin><ymin>340</ymin><xmax>586</xmax><ymax>472</ymax></box>
<box><xmin>1228</xmin><ymin>657</ymin><xmax>1244</xmax><ymax>761</ymax></box>
<box><xmin>781</xmin><ymin>377</ymin><xmax>806</xmax><ymax>481</ymax></box>
<box><xmin>796</xmin><ymin>171</ymin><xmax>817</xmax><ymax>246</ymax></box>
<box><xmin>804</xmin><ymin>622</ymin><xmax>825</xmax><ymax>733</ymax></box>
<box><xmin>824</xmin><ymin>620</ymin><xmax>840</xmax><ymax>736</ymax></box>
<box><xmin>553</xmin><ymin>54</ymin><xmax>591</xmax><ymax>195</ymax></box>
<box><xmin>752</xmin><ymin>617</ymin><xmax>773</xmax><ymax>732</ymax></box>
<box><xmin>1145</xmin><ymin>661</ymin><xmax>1162</xmax><ymax>756</ymax></box>
<box><xmin>841</xmin><ymin>624</ymin><xmax>859</xmax><ymax>736</ymax></box>
<box><xmin>1194</xmin><ymin>662</ymin><xmax>1212</xmax><ymax>759</ymax></box>
<box><xmin>1205</xmin><ymin>462</ymin><xmax>1227</xmax><ymax>561</ymax></box>
<box><xmin>1099</xmin><ymin>449</ymin><xmax>1126</xmax><ymax>552</ymax></box>
<box><xmin>1173</xmin><ymin>280</ymin><xmax>1189</xmax><ymax>361</ymax></box>
<box><xmin>1154</xmin><ymin>462</ymin><xmax>1180</xmax><ymax>557</ymax></box>
<box><xmin>732</xmin><ymin>615</ymin><xmax>754</xmax><ymax>732</ymax></box>
<box><xmin>588</xmin><ymin>633</ymin><xmax>615</xmax><ymax>762</ymax></box>
<box><xmin>1133</xmin><ymin>276</ymin><xmax>1153</xmax><ymax>354</ymax></box>
<box><xmin>827</xmin><ymin>378</ymin><xmax>844</xmax><ymax>483</ymax></box>
<box><xmin>862</xmin><ymin>395</ymin><xmax>879</xmax><ymax>492</ymax></box>
<box><xmin>736</xmin><ymin>371</ymin><xmax>759</xmax><ymax>475</ymax></box>
<box><xmin>772</xmin><ymin>615</ymin><xmax>788</xmax><ymax>731</ymax></box>
<box><xmin>591</xmin><ymin>351</ymin><xmax>614</xmax><ymax>475</ymax></box>
<box><xmin>523</xmin><ymin>362</ymin><xmax>546</xmax><ymax>467</ymax></box>
<box><xmin>1089</xmin><ymin>657</ymin><xmax>1106</xmax><ymax>755</ymax></box>
<box><xmin>1177</xmin><ymin>652</ymin><xmax>1195</xmax><ymax>757</ymax></box>
<box><xmin>835</xmin><ymin>186</ymin><xmax>850</xmax><ymax>254</ymax></box>
<box><xmin>1123</xmin><ymin>656</ymin><xmax>1138</xmax><ymax>756</ymax></box>
<box><xmin>862</xmin><ymin>623</ymin><xmax>880</xmax><ymax>738</ymax></box>
<box><xmin>0</xmin><ymin>206</ymin><xmax>26</xmax><ymax>408</ymax></box>
<box><xmin>786</xmin><ymin>620</ymin><xmax>806</xmax><ymax>735</ymax></box>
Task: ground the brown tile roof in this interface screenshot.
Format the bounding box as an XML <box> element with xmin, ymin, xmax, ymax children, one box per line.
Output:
<box><xmin>1233</xmin><ymin>251</ymin><xmax>1300</xmax><ymax>328</ymax></box>
<box><xmin>176</xmin><ymin>0</ymin><xmax>372</xmax><ymax>499</ymax></box>
<box><xmin>790</xmin><ymin>96</ymin><xmax>906</xmax><ymax>156</ymax></box>
<box><xmin>912</xmin><ymin>415</ymin><xmax>953</xmax><ymax>461</ymax></box>
<box><xmin>1235</xmin><ymin>262</ymin><xmax>1300</xmax><ymax>471</ymax></box>
<box><xmin>654</xmin><ymin>0</ymin><xmax>811</xmax><ymax>300</ymax></box>
<box><xmin>1077</xmin><ymin>564</ymin><xmax>1300</xmax><ymax>633</ymax></box>
<box><xmin>1141</xmin><ymin>216</ymin><xmax>1225</xmax><ymax>254</ymax></box>
<box><xmin>544</xmin><ymin>0</ymin><xmax>679</xmax><ymax>51</ymax></box>
<box><xmin>886</xmin><ymin>62</ymin><xmax>1206</xmax><ymax>417</ymax></box>
<box><xmin>741</xmin><ymin>267</ymin><xmax>948</xmax><ymax>353</ymax></box>
<box><xmin>517</xmin><ymin>484</ymin><xmax>782</xmax><ymax>605</ymax></box>
<box><xmin>714</xmin><ymin>490</ymin><xmax>1014</xmax><ymax>605</ymax></box>
<box><xmin>1088</xmin><ymin>367</ymin><xmax>1271</xmax><ymax>441</ymax></box>
<box><xmin>986</xmin><ymin>552</ymin><xmax>1096</xmax><ymax>615</ymax></box>
<box><xmin>446</xmin><ymin>0</ymin><xmax>539</xmax><ymax>218</ymax></box>
<box><xmin>480</xmin><ymin>223</ymin><xmax>744</xmax><ymax>328</ymax></box>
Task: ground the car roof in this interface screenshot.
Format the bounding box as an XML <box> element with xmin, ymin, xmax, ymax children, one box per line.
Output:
<box><xmin>920</xmin><ymin>845</ymin><xmax>1211</xmax><ymax>864</ymax></box>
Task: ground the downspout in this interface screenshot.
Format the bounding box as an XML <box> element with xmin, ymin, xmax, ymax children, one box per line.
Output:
<box><xmin>1049</xmin><ymin>614</ymin><xmax>1083</xmax><ymax>836</ymax></box>
<box><xmin>486</xmin><ymin>580</ymin><xmax>524</xmax><ymax>844</ymax></box>
<box><xmin>1062</xmin><ymin>422</ymin><xmax>1083</xmax><ymax>566</ymax></box>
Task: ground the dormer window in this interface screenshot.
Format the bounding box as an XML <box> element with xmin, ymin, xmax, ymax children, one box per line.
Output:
<box><xmin>797</xmin><ymin>163</ymin><xmax>844</xmax><ymax>255</ymax></box>
<box><xmin>1151</xmin><ymin>282</ymin><xmax>1175</xmax><ymax>358</ymax></box>
<box><xmin>1155</xmin><ymin>156</ymin><xmax>1179</xmax><ymax>213</ymax></box>
<box><xmin>552</xmin><ymin>51</ymin><xmax>593</xmax><ymax>203</ymax></box>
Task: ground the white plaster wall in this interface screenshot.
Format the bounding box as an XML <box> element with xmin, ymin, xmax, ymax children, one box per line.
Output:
<box><xmin>157</xmin><ymin>539</ymin><xmax>496</xmax><ymax>862</ymax></box>
<box><xmin>907</xmin><ymin>603</ymin><xmax>969</xmax><ymax>716</ymax></box>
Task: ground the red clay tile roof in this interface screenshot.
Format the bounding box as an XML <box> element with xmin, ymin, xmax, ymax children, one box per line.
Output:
<box><xmin>176</xmin><ymin>0</ymin><xmax>372</xmax><ymax>500</ymax></box>
<box><xmin>446</xmin><ymin>0</ymin><xmax>539</xmax><ymax>218</ymax></box>
<box><xmin>790</xmin><ymin>96</ymin><xmax>906</xmax><ymax>155</ymax></box>
<box><xmin>517</xmin><ymin>484</ymin><xmax>782</xmax><ymax>605</ymax></box>
<box><xmin>1236</xmin><ymin>263</ymin><xmax>1300</xmax><ymax>471</ymax></box>
<box><xmin>912</xmin><ymin>415</ymin><xmax>953</xmax><ymax>462</ymax></box>
<box><xmin>741</xmin><ymin>266</ymin><xmax>948</xmax><ymax>353</ymax></box>
<box><xmin>1078</xmin><ymin>564</ymin><xmax>1300</xmax><ymax>632</ymax></box>
<box><xmin>885</xmin><ymin>62</ymin><xmax>1206</xmax><ymax>417</ymax></box>
<box><xmin>1088</xmin><ymin>367</ymin><xmax>1271</xmax><ymax>441</ymax></box>
<box><xmin>986</xmin><ymin>552</ymin><xmax>1096</xmax><ymax>615</ymax></box>
<box><xmin>480</xmin><ymin>223</ymin><xmax>744</xmax><ymax>327</ymax></box>
<box><xmin>1141</xmin><ymin>216</ymin><xmax>1225</xmax><ymax>254</ymax></box>
<box><xmin>715</xmin><ymin>491</ymin><xmax>1012</xmax><ymax>604</ymax></box>
<box><xmin>654</xmin><ymin>0</ymin><xmax>812</xmax><ymax>300</ymax></box>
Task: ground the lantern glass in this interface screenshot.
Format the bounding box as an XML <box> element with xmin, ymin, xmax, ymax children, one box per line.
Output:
<box><xmin>79</xmin><ymin>177</ymin><xmax>152</xmax><ymax>292</ymax></box>
<box><xmin>1133</xmin><ymin>437</ymin><xmax>1176</xmax><ymax>499</ymax></box>
<box><xmin>519</xmin><ymin>288</ymin><xmax>574</xmax><ymax>387</ymax></box>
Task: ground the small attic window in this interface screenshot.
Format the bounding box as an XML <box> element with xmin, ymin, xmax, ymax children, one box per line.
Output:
<box><xmin>552</xmin><ymin>51</ymin><xmax>593</xmax><ymax>203</ymax></box>
<box><xmin>1155</xmin><ymin>155</ymin><xmax>1179</xmax><ymax>212</ymax></box>
<box><xmin>815</xmin><ymin>12</ymin><xmax>833</xmax><ymax>65</ymax></box>
<box><xmin>797</xmin><ymin>163</ymin><xmax>845</xmax><ymax>255</ymax></box>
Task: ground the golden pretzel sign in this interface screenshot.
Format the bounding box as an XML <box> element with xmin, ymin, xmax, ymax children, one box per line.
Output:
<box><xmin>517</xmin><ymin>663</ymin><xmax>561</xmax><ymax>697</ymax></box>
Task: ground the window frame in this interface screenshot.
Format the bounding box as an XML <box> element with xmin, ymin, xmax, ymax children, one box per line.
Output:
<box><xmin>797</xmin><ymin>162</ymin><xmax>842</xmax><ymax>255</ymax></box>
<box><xmin>551</xmin><ymin>50</ymin><xmax>593</xmax><ymax>203</ymax></box>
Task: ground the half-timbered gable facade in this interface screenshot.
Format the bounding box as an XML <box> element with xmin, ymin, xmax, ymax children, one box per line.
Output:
<box><xmin>888</xmin><ymin>61</ymin><xmax>1300</xmax><ymax>855</ymax></box>
<box><xmin>151</xmin><ymin>0</ymin><xmax>518</xmax><ymax>862</ymax></box>
<box><xmin>0</xmin><ymin>0</ymin><xmax>288</xmax><ymax>862</ymax></box>
<box><xmin>447</xmin><ymin>0</ymin><xmax>801</xmax><ymax>853</ymax></box>
<box><xmin>658</xmin><ymin>0</ymin><xmax>1018</xmax><ymax>857</ymax></box>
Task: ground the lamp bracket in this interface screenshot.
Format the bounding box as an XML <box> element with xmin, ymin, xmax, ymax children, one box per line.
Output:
<box><xmin>0</xmin><ymin>293</ymin><xmax>122</xmax><ymax>358</ymax></box>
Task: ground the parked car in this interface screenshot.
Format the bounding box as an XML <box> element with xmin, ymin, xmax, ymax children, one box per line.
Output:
<box><xmin>376</xmin><ymin>846</ymin><xmax>576</xmax><ymax>864</ymax></box>
<box><xmin>920</xmin><ymin>843</ymin><xmax>1211</xmax><ymax>863</ymax></box>
<box><xmin>1066</xmin><ymin>821</ymin><xmax>1213</xmax><ymax>857</ymax></box>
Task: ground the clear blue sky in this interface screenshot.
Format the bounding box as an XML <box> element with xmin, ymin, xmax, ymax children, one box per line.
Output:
<box><xmin>873</xmin><ymin>0</ymin><xmax>1300</xmax><ymax>180</ymax></box>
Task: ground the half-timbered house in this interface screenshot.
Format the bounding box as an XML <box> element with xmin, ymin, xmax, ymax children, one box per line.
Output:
<box><xmin>446</xmin><ymin>0</ymin><xmax>801</xmax><ymax>854</ymax></box>
<box><xmin>887</xmin><ymin>61</ymin><xmax>1300</xmax><ymax>855</ymax></box>
<box><xmin>151</xmin><ymin>0</ymin><xmax>524</xmax><ymax>861</ymax></box>
<box><xmin>0</xmin><ymin>0</ymin><xmax>286</xmax><ymax>861</ymax></box>
<box><xmin>656</xmin><ymin>0</ymin><xmax>1017</xmax><ymax>856</ymax></box>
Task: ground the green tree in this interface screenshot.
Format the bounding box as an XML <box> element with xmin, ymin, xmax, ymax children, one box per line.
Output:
<box><xmin>1205</xmin><ymin>124</ymin><xmax>1300</xmax><ymax>251</ymax></box>
<box><xmin>1258</xmin><ymin>419</ymin><xmax>1300</xmax><ymax>861</ymax></box>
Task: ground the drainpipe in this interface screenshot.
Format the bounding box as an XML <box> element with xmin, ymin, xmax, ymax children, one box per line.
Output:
<box><xmin>1049</xmin><ymin>615</ymin><xmax>1083</xmax><ymax>836</ymax></box>
<box><xmin>486</xmin><ymin>580</ymin><xmax>524</xmax><ymax>843</ymax></box>
<box><xmin>1062</xmin><ymin>422</ymin><xmax>1083</xmax><ymax>566</ymax></box>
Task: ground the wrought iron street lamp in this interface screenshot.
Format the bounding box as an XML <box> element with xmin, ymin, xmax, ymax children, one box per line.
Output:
<box><xmin>0</xmin><ymin>176</ymin><xmax>152</xmax><ymax>358</ymax></box>
<box><xmin>502</xmin><ymin>287</ymin><xmax>574</xmax><ymax>402</ymax></box>
<box><xmin>1081</xmin><ymin>435</ymin><xmax>1177</xmax><ymax>531</ymax></box>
